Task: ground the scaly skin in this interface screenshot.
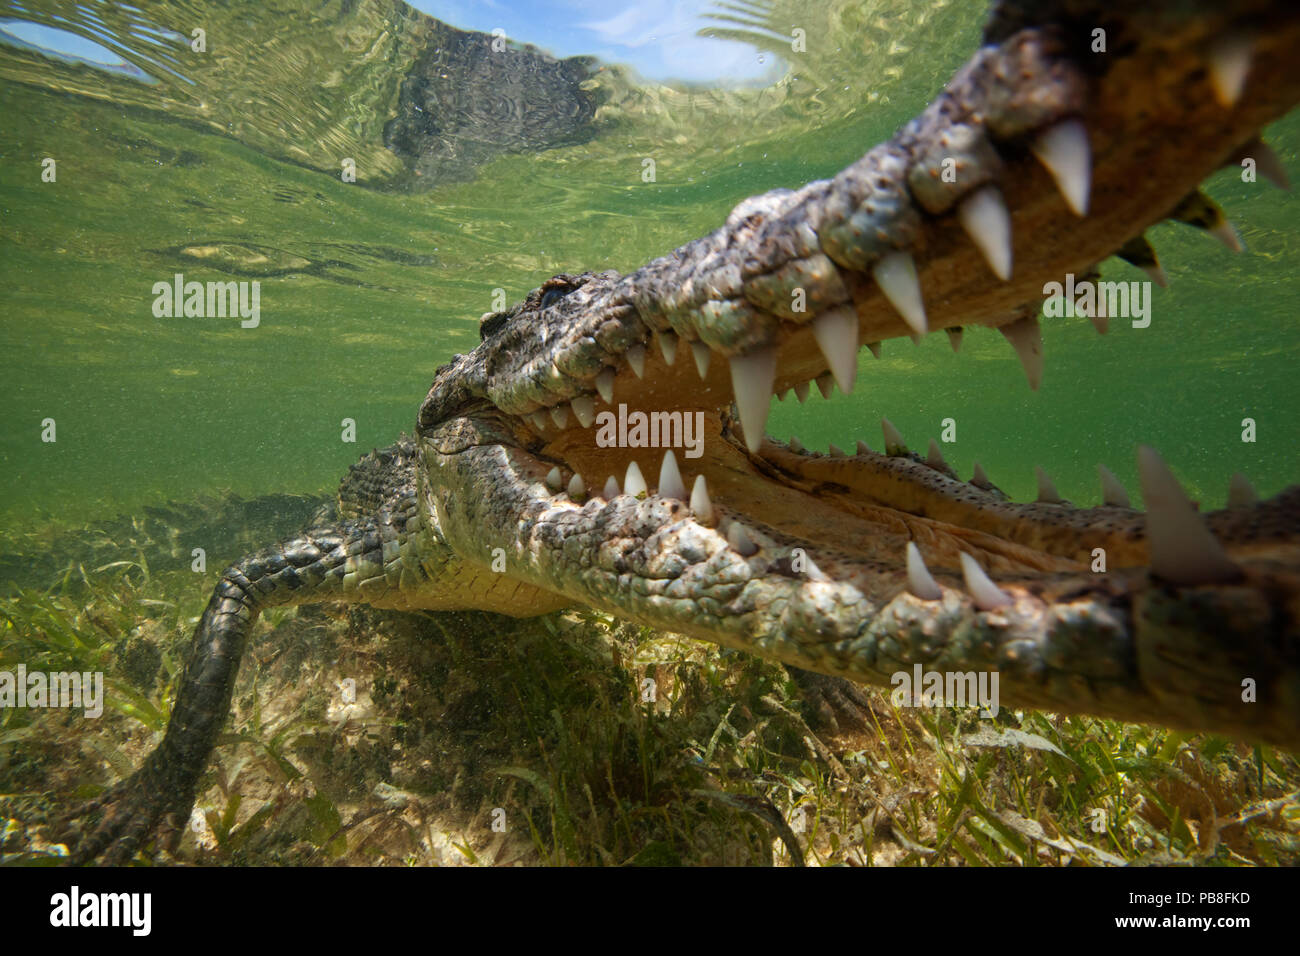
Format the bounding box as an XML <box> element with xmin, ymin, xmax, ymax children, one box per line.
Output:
<box><xmin>71</xmin><ymin>0</ymin><xmax>1300</xmax><ymax>863</ymax></box>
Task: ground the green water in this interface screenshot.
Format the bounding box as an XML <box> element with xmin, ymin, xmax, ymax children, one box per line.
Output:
<box><xmin>1</xmin><ymin>0</ymin><xmax>1297</xmax><ymax>547</ymax></box>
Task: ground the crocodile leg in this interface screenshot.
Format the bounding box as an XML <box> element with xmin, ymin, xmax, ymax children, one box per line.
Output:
<box><xmin>69</xmin><ymin>508</ymin><xmax>416</xmax><ymax>864</ymax></box>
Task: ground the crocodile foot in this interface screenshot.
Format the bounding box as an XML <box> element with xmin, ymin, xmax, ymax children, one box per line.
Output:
<box><xmin>65</xmin><ymin>759</ymin><xmax>192</xmax><ymax>865</ymax></box>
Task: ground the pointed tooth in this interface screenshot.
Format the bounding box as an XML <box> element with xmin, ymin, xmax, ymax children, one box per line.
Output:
<box><xmin>881</xmin><ymin>417</ymin><xmax>907</xmax><ymax>455</ymax></box>
<box><xmin>658</xmin><ymin>331</ymin><xmax>679</xmax><ymax>366</ymax></box>
<box><xmin>827</xmin><ymin>442</ymin><xmax>845</xmax><ymax>457</ymax></box>
<box><xmin>815</xmin><ymin>371</ymin><xmax>834</xmax><ymax>399</ymax></box>
<box><xmin>1141</xmin><ymin>263</ymin><xmax>1168</xmax><ymax>288</ymax></box>
<box><xmin>866</xmin><ymin>341</ymin><xmax>882</xmax><ymax>360</ymax></box>
<box><xmin>1251</xmin><ymin>141</ymin><xmax>1290</xmax><ymax>191</ymax></box>
<box><xmin>1171</xmin><ymin>191</ymin><xmax>1244</xmax><ymax>252</ymax></box>
<box><xmin>545</xmin><ymin>467</ymin><xmax>563</xmax><ymax>492</ymax></box>
<box><xmin>727</xmin><ymin>521</ymin><xmax>758</xmax><ymax>557</ymax></box>
<box><xmin>856</xmin><ymin>440</ymin><xmax>872</xmax><ymax>456</ymax></box>
<box><xmin>802</xmin><ymin>555</ymin><xmax>830</xmax><ymax>583</ymax></box>
<box><xmin>971</xmin><ymin>461</ymin><xmax>995</xmax><ymax>490</ymax></box>
<box><xmin>794</xmin><ymin>381</ymin><xmax>811</xmax><ymax>403</ymax></box>
<box><xmin>729</xmin><ymin>347</ymin><xmax>777</xmax><ymax>454</ymax></box>
<box><xmin>960</xmin><ymin>553</ymin><xmax>1012</xmax><ymax>610</ymax></box>
<box><xmin>550</xmin><ymin>404</ymin><xmax>569</xmax><ymax>428</ymax></box>
<box><xmin>1116</xmin><ymin>235</ymin><xmax>1168</xmax><ymax>288</ymax></box>
<box><xmin>910</xmin><ymin>333</ymin><xmax>923</xmax><ymax>346</ymax></box>
<box><xmin>777</xmin><ymin>388</ymin><xmax>790</xmax><ymax>402</ymax></box>
<box><xmin>1031</xmin><ymin>119</ymin><xmax>1090</xmax><ymax>216</ymax></box>
<box><xmin>1098</xmin><ymin>464</ymin><xmax>1130</xmax><ymax>508</ymax></box>
<box><xmin>658</xmin><ymin>450</ymin><xmax>686</xmax><ymax>500</ymax></box>
<box><xmin>1137</xmin><ymin>446</ymin><xmax>1239</xmax><ymax>585</ymax></box>
<box><xmin>1227</xmin><ymin>472</ymin><xmax>1258</xmax><ymax>509</ymax></box>
<box><xmin>595</xmin><ymin>369</ymin><xmax>615</xmax><ymax>404</ymax></box>
<box><xmin>530</xmin><ymin>411</ymin><xmax>548</xmax><ymax>430</ymax></box>
<box><xmin>906</xmin><ymin>542</ymin><xmax>943</xmax><ymax>601</ymax></box>
<box><xmin>811</xmin><ymin>305</ymin><xmax>858</xmax><ymax>394</ymax></box>
<box><xmin>789</xmin><ymin>435</ymin><xmax>806</xmax><ymax>453</ymax></box>
<box><xmin>690</xmin><ymin>474</ymin><xmax>714</xmax><ymax>524</ymax></box>
<box><xmin>1208</xmin><ymin>220</ymin><xmax>1243</xmax><ymax>253</ymax></box>
<box><xmin>926</xmin><ymin>439</ymin><xmax>949</xmax><ymax>473</ymax></box>
<box><xmin>691</xmin><ymin>341</ymin><xmax>711</xmax><ymax>378</ymax></box>
<box><xmin>1035</xmin><ymin>466</ymin><xmax>1062</xmax><ymax>503</ymax></box>
<box><xmin>603</xmin><ymin>475</ymin><xmax>620</xmax><ymax>499</ymax></box>
<box><xmin>999</xmin><ymin>314</ymin><xmax>1043</xmax><ymax>391</ymax></box>
<box><xmin>571</xmin><ymin>396</ymin><xmax>595</xmax><ymax>429</ymax></box>
<box><xmin>626</xmin><ymin>344</ymin><xmax>646</xmax><ymax>379</ymax></box>
<box><xmin>567</xmin><ymin>473</ymin><xmax>586</xmax><ymax>499</ymax></box>
<box><xmin>624</xmin><ymin>460</ymin><xmax>647</xmax><ymax>497</ymax></box>
<box><xmin>957</xmin><ymin>186</ymin><xmax>1012</xmax><ymax>280</ymax></box>
<box><xmin>1208</xmin><ymin>34</ymin><xmax>1253</xmax><ymax>108</ymax></box>
<box><xmin>946</xmin><ymin>327</ymin><xmax>963</xmax><ymax>353</ymax></box>
<box><xmin>872</xmin><ymin>251</ymin><xmax>927</xmax><ymax>335</ymax></box>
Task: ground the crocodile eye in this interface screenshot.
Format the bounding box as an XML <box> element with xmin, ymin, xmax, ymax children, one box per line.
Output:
<box><xmin>540</xmin><ymin>287</ymin><xmax>568</xmax><ymax>309</ymax></box>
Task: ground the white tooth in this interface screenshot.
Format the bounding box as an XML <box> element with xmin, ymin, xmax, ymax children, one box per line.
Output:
<box><xmin>550</xmin><ymin>404</ymin><xmax>569</xmax><ymax>428</ymax></box>
<box><xmin>811</xmin><ymin>305</ymin><xmax>858</xmax><ymax>394</ymax></box>
<box><xmin>872</xmin><ymin>251</ymin><xmax>928</xmax><ymax>335</ymax></box>
<box><xmin>856</xmin><ymin>440</ymin><xmax>872</xmax><ymax>456</ymax></box>
<box><xmin>882</xmin><ymin>417</ymin><xmax>907</xmax><ymax>455</ymax></box>
<box><xmin>789</xmin><ymin>435</ymin><xmax>806</xmax><ymax>453</ymax></box>
<box><xmin>571</xmin><ymin>396</ymin><xmax>595</xmax><ymax>428</ymax></box>
<box><xmin>658</xmin><ymin>331</ymin><xmax>679</xmax><ymax>366</ymax></box>
<box><xmin>603</xmin><ymin>475</ymin><xmax>620</xmax><ymax>499</ymax></box>
<box><xmin>999</xmin><ymin>314</ymin><xmax>1043</xmax><ymax>391</ymax></box>
<box><xmin>815</xmin><ymin>371</ymin><xmax>834</xmax><ymax>399</ymax></box>
<box><xmin>729</xmin><ymin>347</ymin><xmax>776</xmax><ymax>454</ymax></box>
<box><xmin>727</xmin><ymin>521</ymin><xmax>758</xmax><ymax>556</ymax></box>
<box><xmin>802</xmin><ymin>555</ymin><xmax>830</xmax><ymax>583</ymax></box>
<box><xmin>960</xmin><ymin>553</ymin><xmax>1012</xmax><ymax>610</ymax></box>
<box><xmin>777</xmin><ymin>388</ymin><xmax>790</xmax><ymax>402</ymax></box>
<box><xmin>691</xmin><ymin>341</ymin><xmax>711</xmax><ymax>378</ymax></box>
<box><xmin>958</xmin><ymin>186</ymin><xmax>1013</xmax><ymax>280</ymax></box>
<box><xmin>624</xmin><ymin>460</ymin><xmax>647</xmax><ymax>497</ymax></box>
<box><xmin>595</xmin><ymin>369</ymin><xmax>615</xmax><ymax>404</ymax></box>
<box><xmin>971</xmin><ymin>461</ymin><xmax>993</xmax><ymax>489</ymax></box>
<box><xmin>906</xmin><ymin>542</ymin><xmax>943</xmax><ymax>601</ymax></box>
<box><xmin>926</xmin><ymin>439</ymin><xmax>949</xmax><ymax>472</ymax></box>
<box><xmin>1252</xmin><ymin>141</ymin><xmax>1290</xmax><ymax>191</ymax></box>
<box><xmin>794</xmin><ymin>381</ymin><xmax>811</xmax><ymax>403</ymax></box>
<box><xmin>545</xmin><ymin>467</ymin><xmax>563</xmax><ymax>492</ymax></box>
<box><xmin>910</xmin><ymin>333</ymin><xmax>923</xmax><ymax>346</ymax></box>
<box><xmin>690</xmin><ymin>474</ymin><xmax>714</xmax><ymax>523</ymax></box>
<box><xmin>866</xmin><ymin>341</ymin><xmax>882</xmax><ymax>360</ymax></box>
<box><xmin>947</xmin><ymin>328</ymin><xmax>963</xmax><ymax>353</ymax></box>
<box><xmin>1098</xmin><ymin>464</ymin><xmax>1130</xmax><ymax>508</ymax></box>
<box><xmin>1208</xmin><ymin>220</ymin><xmax>1244</xmax><ymax>253</ymax></box>
<box><xmin>531</xmin><ymin>411</ymin><xmax>548</xmax><ymax>430</ymax></box>
<box><xmin>626</xmin><ymin>344</ymin><xmax>646</xmax><ymax>379</ymax></box>
<box><xmin>1031</xmin><ymin>119</ymin><xmax>1090</xmax><ymax>216</ymax></box>
<box><xmin>827</xmin><ymin>442</ymin><xmax>845</xmax><ymax>457</ymax></box>
<box><xmin>1035</xmin><ymin>466</ymin><xmax>1062</xmax><ymax>503</ymax></box>
<box><xmin>567</xmin><ymin>473</ymin><xmax>586</xmax><ymax>498</ymax></box>
<box><xmin>1208</xmin><ymin>34</ymin><xmax>1253</xmax><ymax>108</ymax></box>
<box><xmin>1227</xmin><ymin>472</ymin><xmax>1258</xmax><ymax>509</ymax></box>
<box><xmin>658</xmin><ymin>450</ymin><xmax>686</xmax><ymax>500</ymax></box>
<box><xmin>1140</xmin><ymin>262</ymin><xmax>1169</xmax><ymax>288</ymax></box>
<box><xmin>1137</xmin><ymin>445</ymin><xmax>1239</xmax><ymax>585</ymax></box>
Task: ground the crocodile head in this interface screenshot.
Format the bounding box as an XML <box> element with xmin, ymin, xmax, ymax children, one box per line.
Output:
<box><xmin>415</xmin><ymin>1</ymin><xmax>1300</xmax><ymax>750</ymax></box>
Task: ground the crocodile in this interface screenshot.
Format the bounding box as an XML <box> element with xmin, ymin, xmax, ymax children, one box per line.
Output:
<box><xmin>70</xmin><ymin>0</ymin><xmax>1300</xmax><ymax>863</ymax></box>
